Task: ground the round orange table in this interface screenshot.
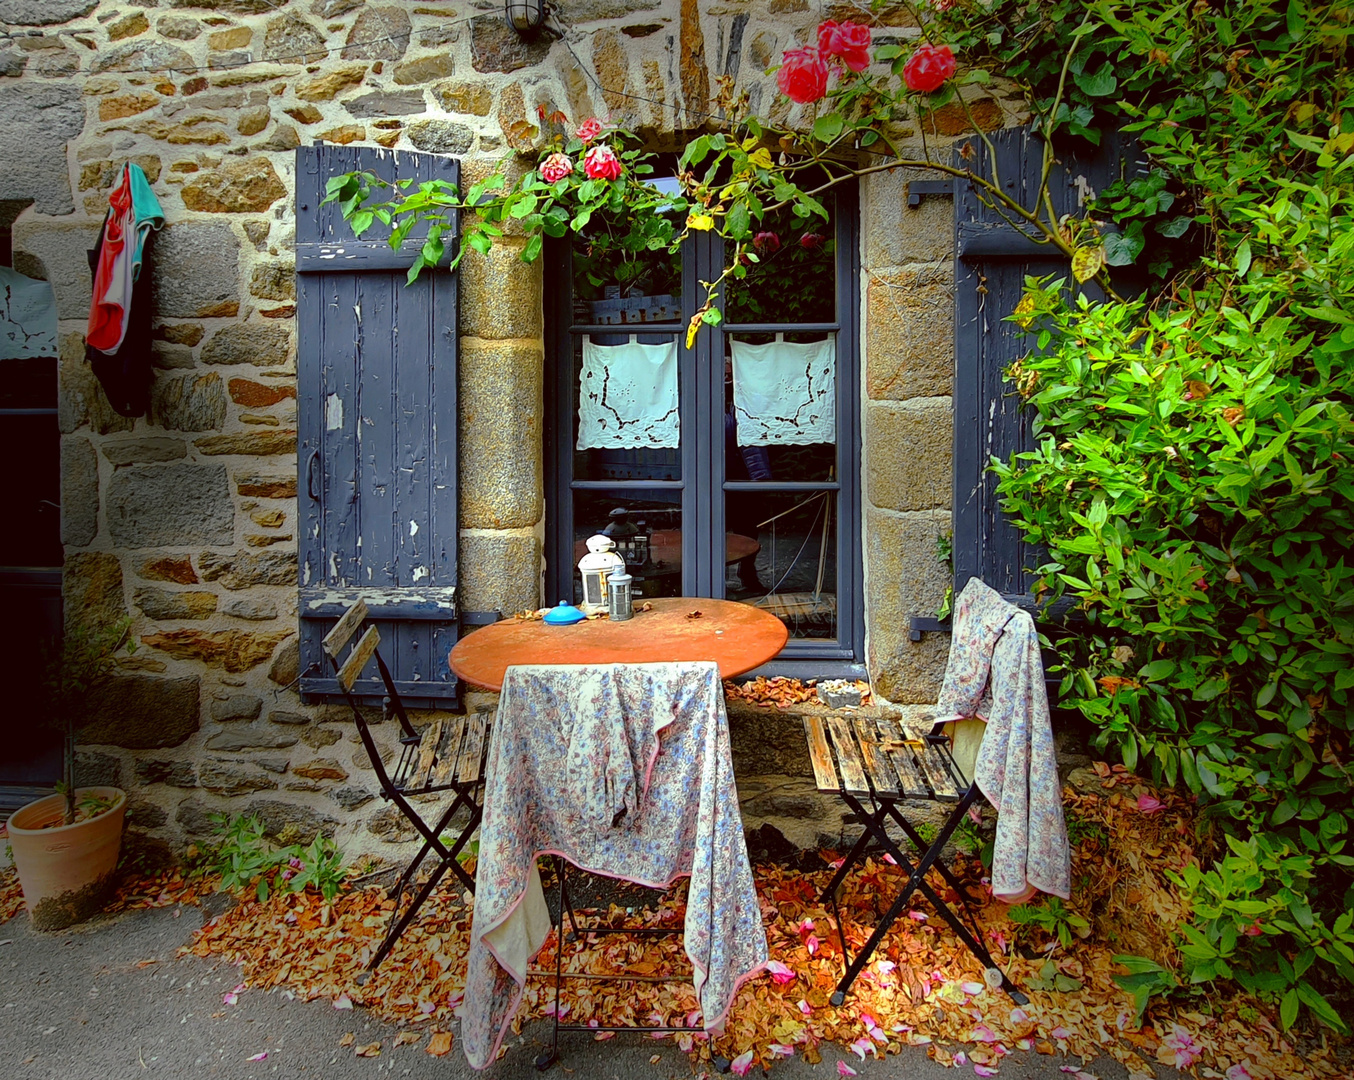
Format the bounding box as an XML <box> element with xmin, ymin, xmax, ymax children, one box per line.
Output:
<box><xmin>448</xmin><ymin>597</ymin><xmax>789</xmax><ymax>692</ymax></box>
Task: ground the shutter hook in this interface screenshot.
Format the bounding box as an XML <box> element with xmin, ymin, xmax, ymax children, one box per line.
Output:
<box><xmin>306</xmin><ymin>448</ymin><xmax>321</xmax><ymax>499</ymax></box>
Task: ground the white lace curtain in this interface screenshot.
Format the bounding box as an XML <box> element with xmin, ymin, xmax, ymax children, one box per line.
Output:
<box><xmin>730</xmin><ymin>335</ymin><xmax>835</xmax><ymax>446</ymax></box>
<box><xmin>576</xmin><ymin>335</ymin><xmax>680</xmax><ymax>450</ymax></box>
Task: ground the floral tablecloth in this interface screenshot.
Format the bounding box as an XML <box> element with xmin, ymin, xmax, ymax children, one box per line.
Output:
<box><xmin>459</xmin><ymin>661</ymin><xmax>767</xmax><ymax>1068</ymax></box>
<box><xmin>934</xmin><ymin>577</ymin><xmax>1071</xmax><ymax>903</ymax></box>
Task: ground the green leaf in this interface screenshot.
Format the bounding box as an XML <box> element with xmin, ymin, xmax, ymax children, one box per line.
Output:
<box><xmin>1158</xmin><ymin>215</ymin><xmax>1192</xmax><ymax>238</ymax></box>
<box><xmin>812</xmin><ymin>114</ymin><xmax>844</xmax><ymax>144</ymax></box>
<box><xmin>727</xmin><ymin>200</ymin><xmax>751</xmax><ymax>240</ymax></box>
<box><xmin>1073</xmin><ymin>61</ymin><xmax>1118</xmax><ymax>97</ymax></box>
<box><xmin>1235</xmin><ymin>239</ymin><xmax>1253</xmax><ymax>277</ymax></box>
<box><xmin>1281</xmin><ymin>988</ymin><xmax>1300</xmax><ymax>1030</ymax></box>
<box><xmin>1103</xmin><ymin>231</ymin><xmax>1144</xmax><ymax>266</ymax></box>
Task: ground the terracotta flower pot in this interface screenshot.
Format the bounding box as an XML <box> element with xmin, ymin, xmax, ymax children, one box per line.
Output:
<box><xmin>7</xmin><ymin>787</ymin><xmax>126</xmax><ymax>931</ymax></box>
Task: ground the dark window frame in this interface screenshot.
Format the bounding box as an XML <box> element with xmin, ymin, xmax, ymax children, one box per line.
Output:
<box><xmin>544</xmin><ymin>183</ymin><xmax>864</xmax><ymax>677</ymax></box>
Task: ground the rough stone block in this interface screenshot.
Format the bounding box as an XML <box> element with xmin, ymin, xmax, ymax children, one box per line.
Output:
<box><xmin>174</xmin><ymin>800</ymin><xmax>216</xmax><ymax>837</ymax></box>
<box><xmin>331</xmin><ymin>786</ymin><xmax>374</xmax><ymax>811</ymax></box>
<box><xmin>244</xmin><ymin>797</ymin><xmax>338</xmax><ymax>842</ymax></box>
<box><xmin>151</xmin><ymin>224</ymin><xmax>242</xmax><ymax>319</ymax></box>
<box><xmin>0</xmin><ymin>0</ymin><xmax>96</xmax><ymax>24</ymax></box>
<box><xmin>205</xmin><ymin>725</ymin><xmax>298</xmax><ymax>752</ymax></box>
<box><xmin>182</xmin><ymin>157</ymin><xmax>287</xmax><ymax>214</ymax></box>
<box><xmin>866</xmin><ymin>506</ymin><xmax>952</xmax><ymax>703</ymax></box>
<box><xmin>74</xmin><ymin>750</ymin><xmax>121</xmax><ymax>788</ymax></box>
<box><xmin>235</xmin><ymin>473</ymin><xmax>296</xmax><ymax>499</ymax></box>
<box><xmin>124</xmin><ymin>797</ymin><xmax>169</xmax><ymax>829</ymax></box>
<box><xmin>294</xmin><ymin>63</ymin><xmax>367</xmax><ymax>102</ymax></box>
<box><xmin>866</xmin><ymin>267</ymin><xmax>955</xmax><ymax>401</ymax></box>
<box><xmin>82</xmin><ymin>674</ymin><xmax>201</xmax><ymax>749</ymax></box>
<box><xmin>135</xmin><ymin>586</ymin><xmax>218</xmax><ymax>621</ymax></box>
<box><xmin>59</xmin><ymin>336</ymin><xmax>135</xmax><ymax>436</ymax></box>
<box><xmin>342</xmin><ymin>7</ymin><xmax>410</xmax><ymax>61</ymax></box>
<box><xmin>209</xmin><ymin>694</ymin><xmax>263</xmax><ymax>722</ymax></box>
<box><xmin>136</xmin><ymin>555</ymin><xmax>197</xmax><ymax>585</ymax></box>
<box><xmin>301</xmin><ymin>726</ymin><xmax>341</xmax><ymax>749</ymax></box>
<box><xmin>460</xmin><ymin>339</ymin><xmax>543</xmax><ymax>529</ymax></box>
<box><xmin>268</xmin><ymin>638</ymin><xmax>299</xmax><ymax>685</ymax></box>
<box><xmin>393</xmin><ymin>55</ymin><xmax>455</xmax><ymax>85</ymax></box>
<box><xmin>61</xmin><ymin>436</ymin><xmax>98</xmax><ymax>547</ymax></box>
<box><xmin>436</xmin><ymin>81</ymin><xmax>492</xmax><ymax>116</ymax></box>
<box><xmin>102</xmin><ymin>438</ymin><xmax>189</xmax><ymax>466</ymax></box>
<box><xmin>136</xmin><ymin>759</ymin><xmax>197</xmax><ymax>787</ymax></box>
<box><xmin>10</xmin><ymin>218</ymin><xmax>102</xmax><ymax>320</ymax></box>
<box><xmin>63</xmin><ymin>551</ymin><xmax>125</xmax><ymax>633</ymax></box>
<box><xmin>262</xmin><ymin>14</ymin><xmax>325</xmax><ymax>64</ymax></box>
<box><xmin>861</xmin><ymin>166</ymin><xmax>955</xmax><ymax>268</ymax></box>
<box><xmin>200</xmin><ymin>761</ymin><xmax>278</xmax><ymax>796</ymax></box>
<box><xmin>0</xmin><ymin>82</ymin><xmax>83</xmax><ymax>215</ymax></box>
<box><xmin>194</xmin><ymin>430</ymin><xmax>297</xmax><ymax>457</ymax></box>
<box><xmin>367</xmin><ymin>802</ymin><xmax>418</xmax><ymax>842</ymax></box>
<box><xmin>107</xmin><ymin>464</ymin><xmax>234</xmax><ymax>547</ymax></box>
<box><xmin>199</xmin><ymin>550</ymin><xmax>297</xmax><ymax>590</ymax></box>
<box><xmin>150</xmin><ymin>371</ymin><xmax>227</xmax><ymax>432</ymax></box>
<box><xmin>292</xmin><ymin>758</ymin><xmax>346</xmax><ymax>781</ymax></box>
<box><xmin>406</xmin><ymin>119</ymin><xmax>474</xmax><ymax>155</ymax></box>
<box><xmin>269</xmin><ymin>710</ymin><xmax>311</xmax><ymax>726</ymax></box>
<box><xmin>248</xmin><ymin>263</ymin><xmax>296</xmax><ymax>302</ymax></box>
<box><xmin>865</xmin><ymin>398</ymin><xmax>953</xmax><ymax>512</ymax></box>
<box><xmin>140</xmin><ymin>628</ymin><xmax>293</xmax><ymax>673</ymax></box>
<box><xmin>158</xmin><ymin>16</ymin><xmax>201</xmax><ymax>41</ymax></box>
<box><xmin>222</xmin><ymin>597</ymin><xmax>279</xmax><ymax>621</ymax></box>
<box><xmin>201</xmin><ymin>322</ymin><xmax>291</xmax><ymax>368</ymax></box>
<box><xmin>470</xmin><ymin>14</ymin><xmax>551</xmax><ymax>74</ymax></box>
<box><xmin>458</xmin><ymin>532</ymin><xmax>540</xmax><ymax>617</ymax></box>
<box><xmin>343</xmin><ymin>90</ymin><xmax>426</xmax><ymax>118</ymax></box>
<box><xmin>459</xmin><ymin>240</ymin><xmax>542</xmax><ymax>340</ymax></box>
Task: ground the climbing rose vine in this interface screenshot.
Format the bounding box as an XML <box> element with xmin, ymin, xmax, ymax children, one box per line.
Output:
<box><xmin>902</xmin><ymin>43</ymin><xmax>956</xmax><ymax>93</ymax></box>
<box><xmin>582</xmin><ymin>144</ymin><xmax>623</xmax><ymax>181</ymax></box>
<box><xmin>539</xmin><ymin>152</ymin><xmax>573</xmax><ymax>184</ymax></box>
<box><xmin>817</xmin><ymin>19</ymin><xmax>872</xmax><ymax>72</ymax></box>
<box><xmin>776</xmin><ymin>45</ymin><xmax>830</xmax><ymax>104</ymax></box>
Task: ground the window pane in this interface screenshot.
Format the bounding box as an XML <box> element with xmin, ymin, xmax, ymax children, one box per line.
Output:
<box><xmin>569</xmin><ymin>491</ymin><xmax>683</xmax><ymax>604</ymax></box>
<box><xmin>723</xmin><ymin>197</ymin><xmax>836</xmax><ymax>324</ymax></box>
<box><xmin>0</xmin><ymin>412</ymin><xmax>61</xmax><ymax>568</ymax></box>
<box><xmin>726</xmin><ymin>490</ymin><xmax>837</xmax><ymax>640</ymax></box>
<box><xmin>572</xmin><ymin>331</ymin><xmax>682</xmax><ymax>482</ymax></box>
<box><xmin>724</xmin><ymin>332</ymin><xmax>835</xmax><ymax>482</ymax></box>
<box><xmin>571</xmin><ymin>206</ymin><xmax>682</xmax><ymax>326</ymax></box>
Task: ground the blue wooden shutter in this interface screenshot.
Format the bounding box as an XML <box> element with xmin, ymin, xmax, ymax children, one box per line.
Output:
<box><xmin>295</xmin><ymin>145</ymin><xmax>460</xmax><ymax>707</ymax></box>
<box><xmin>952</xmin><ymin>127</ymin><xmax>1142</xmax><ymax>608</ymax></box>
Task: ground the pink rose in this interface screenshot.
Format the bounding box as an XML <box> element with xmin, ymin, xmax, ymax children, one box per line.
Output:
<box><xmin>903</xmin><ymin>43</ymin><xmax>956</xmax><ymax>93</ymax></box>
<box><xmin>818</xmin><ymin>20</ymin><xmax>872</xmax><ymax>72</ymax></box>
<box><xmin>576</xmin><ymin>118</ymin><xmax>602</xmax><ymax>142</ymax></box>
<box><xmin>539</xmin><ymin>152</ymin><xmax>574</xmax><ymax>184</ymax></box>
<box><xmin>583</xmin><ymin>144</ymin><xmax>623</xmax><ymax>181</ymax></box>
<box><xmin>777</xmin><ymin>46</ymin><xmax>829</xmax><ymax>105</ymax></box>
<box><xmin>753</xmin><ymin>230</ymin><xmax>780</xmax><ymax>253</ymax></box>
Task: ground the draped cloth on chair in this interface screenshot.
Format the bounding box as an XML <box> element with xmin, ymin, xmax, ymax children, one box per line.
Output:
<box><xmin>933</xmin><ymin>578</ymin><xmax>1071</xmax><ymax>903</ymax></box>
<box><xmin>459</xmin><ymin>661</ymin><xmax>767</xmax><ymax>1069</ymax></box>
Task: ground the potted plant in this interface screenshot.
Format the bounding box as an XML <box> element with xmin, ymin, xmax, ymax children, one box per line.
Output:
<box><xmin>6</xmin><ymin>618</ymin><xmax>133</xmax><ymax>930</ymax></box>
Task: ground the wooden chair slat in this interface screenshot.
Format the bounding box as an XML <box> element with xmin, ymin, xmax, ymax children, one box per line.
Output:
<box><xmin>827</xmin><ymin>716</ymin><xmax>868</xmax><ymax>794</ymax></box>
<box><xmin>323</xmin><ymin>599</ymin><xmax>369</xmax><ymax>659</ymax></box>
<box><xmin>336</xmin><ymin>625</ymin><xmax>380</xmax><ymax>691</ymax></box>
<box><xmin>456</xmin><ymin>708</ymin><xmax>490</xmax><ymax>784</ymax></box>
<box><xmin>431</xmin><ymin>715</ymin><xmax>467</xmax><ymax>785</ymax></box>
<box><xmin>915</xmin><ymin>740</ymin><xmax>960</xmax><ymax>800</ymax></box>
<box><xmin>803</xmin><ymin>715</ymin><xmax>840</xmax><ymax>793</ymax></box>
<box><xmin>409</xmin><ymin>718</ymin><xmax>442</xmax><ymax>790</ymax></box>
<box><xmin>853</xmin><ymin>718</ymin><xmax>900</xmax><ymax>796</ymax></box>
<box><xmin>875</xmin><ymin>719</ymin><xmax>929</xmax><ymax>798</ymax></box>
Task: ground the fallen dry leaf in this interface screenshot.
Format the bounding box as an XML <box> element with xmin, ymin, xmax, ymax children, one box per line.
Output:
<box><xmin>426</xmin><ymin>1031</ymin><xmax>453</xmax><ymax>1057</ymax></box>
<box><xmin>338</xmin><ymin>1032</ymin><xmax>355</xmax><ymax>1048</ymax></box>
<box><xmin>355</xmin><ymin>1042</ymin><xmax>381</xmax><ymax>1058</ymax></box>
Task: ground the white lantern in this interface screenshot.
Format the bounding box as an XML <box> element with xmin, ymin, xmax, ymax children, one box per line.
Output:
<box><xmin>578</xmin><ymin>534</ymin><xmax>624</xmax><ymax>614</ymax></box>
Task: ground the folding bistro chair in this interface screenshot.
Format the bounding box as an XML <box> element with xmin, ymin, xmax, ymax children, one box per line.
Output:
<box><xmin>323</xmin><ymin>599</ymin><xmax>492</xmax><ymax>975</ymax></box>
<box><xmin>803</xmin><ymin>715</ymin><xmax>1028</xmax><ymax>1006</ymax></box>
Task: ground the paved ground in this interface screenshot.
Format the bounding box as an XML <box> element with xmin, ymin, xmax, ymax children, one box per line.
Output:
<box><xmin>0</xmin><ymin>902</ymin><xmax>1164</xmax><ymax>1080</ymax></box>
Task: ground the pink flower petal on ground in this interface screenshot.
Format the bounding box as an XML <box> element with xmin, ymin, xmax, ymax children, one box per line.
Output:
<box><xmin>730</xmin><ymin>1050</ymin><xmax>755</xmax><ymax>1076</ymax></box>
<box><xmin>837</xmin><ymin>1062</ymin><xmax>858</xmax><ymax>1077</ymax></box>
<box><xmin>961</xmin><ymin>981</ymin><xmax>985</xmax><ymax>996</ymax></box>
<box><xmin>907</xmin><ymin>910</ymin><xmax>928</xmax><ymax>921</ymax></box>
<box><xmin>766</xmin><ymin>960</ymin><xmax>796</xmax><ymax>985</ymax></box>
<box><xmin>806</xmin><ymin>935</ymin><xmax>820</xmax><ymax>955</ymax></box>
<box><xmin>882</xmin><ymin>853</ymin><xmax>898</xmax><ymax>865</ymax></box>
<box><xmin>1009</xmin><ymin>1007</ymin><xmax>1030</xmax><ymax>1025</ymax></box>
<box><xmin>799</xmin><ymin>918</ymin><xmax>816</xmax><ymax>933</ymax></box>
<box><xmin>1225</xmin><ymin>1065</ymin><xmax>1254</xmax><ymax>1080</ymax></box>
<box><xmin>446</xmin><ymin>990</ymin><xmax>464</xmax><ymax>1009</ymax></box>
<box><xmin>1137</xmin><ymin>794</ymin><xmax>1163</xmax><ymax>814</ymax></box>
<box><xmin>798</xmin><ymin>999</ymin><xmax>813</xmax><ymax>1016</ymax></box>
<box><xmin>969</xmin><ymin>1024</ymin><xmax>998</xmax><ymax>1043</ymax></box>
<box><xmin>223</xmin><ymin>991</ymin><xmax>239</xmax><ymax>1006</ymax></box>
<box><xmin>1050</xmin><ymin>1026</ymin><xmax>1072</xmax><ymax>1040</ymax></box>
<box><xmin>333</xmin><ymin>994</ymin><xmax>353</xmax><ymax>1010</ymax></box>
<box><xmin>850</xmin><ymin>1037</ymin><xmax>874</xmax><ymax>1060</ymax></box>
<box><xmin>829</xmin><ymin>857</ymin><xmax>846</xmax><ymax>870</ymax></box>
<box><xmin>247</xmin><ymin>1052</ymin><xmax>268</xmax><ymax>1062</ymax></box>
<box><xmin>686</xmin><ymin>1010</ymin><xmax>702</xmax><ymax>1028</ymax></box>
<box><xmin>769</xmin><ymin>1043</ymin><xmax>795</xmax><ymax>1058</ymax></box>
<box><xmin>954</xmin><ymin>1050</ymin><xmax>968</xmax><ymax>1065</ymax></box>
<box><xmin>974</xmin><ymin>1066</ymin><xmax>999</xmax><ymax>1078</ymax></box>
<box><xmin>1016</xmin><ymin>1039</ymin><xmax>1033</xmax><ymax>1051</ymax></box>
<box><xmin>874</xmin><ymin>960</ymin><xmax>897</xmax><ymax>976</ymax></box>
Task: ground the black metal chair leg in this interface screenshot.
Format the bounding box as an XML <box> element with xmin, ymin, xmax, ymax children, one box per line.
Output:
<box><xmin>367</xmin><ymin>856</ymin><xmax>454</xmax><ymax>974</ymax></box>
<box><xmin>534</xmin><ymin>857</ymin><xmax>567</xmax><ymax>1071</ymax></box>
<box><xmin>818</xmin><ymin>819</ymin><xmax>877</xmax><ymax>905</ymax></box>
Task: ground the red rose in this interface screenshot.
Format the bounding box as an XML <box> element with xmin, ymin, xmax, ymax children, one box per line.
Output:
<box><xmin>576</xmin><ymin>117</ymin><xmax>602</xmax><ymax>142</ymax></box>
<box><xmin>902</xmin><ymin>43</ymin><xmax>956</xmax><ymax>93</ymax></box>
<box><xmin>583</xmin><ymin>144</ymin><xmax>623</xmax><ymax>181</ymax></box>
<box><xmin>752</xmin><ymin>231</ymin><xmax>780</xmax><ymax>253</ymax></box>
<box><xmin>777</xmin><ymin>46</ymin><xmax>829</xmax><ymax>105</ymax></box>
<box><xmin>818</xmin><ymin>19</ymin><xmax>872</xmax><ymax>73</ymax></box>
<box><xmin>799</xmin><ymin>231</ymin><xmax>824</xmax><ymax>249</ymax></box>
<box><xmin>539</xmin><ymin>152</ymin><xmax>574</xmax><ymax>184</ymax></box>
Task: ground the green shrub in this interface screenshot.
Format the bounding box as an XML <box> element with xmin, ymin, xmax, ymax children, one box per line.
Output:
<box><xmin>212</xmin><ymin>814</ymin><xmax>348</xmax><ymax>904</ymax></box>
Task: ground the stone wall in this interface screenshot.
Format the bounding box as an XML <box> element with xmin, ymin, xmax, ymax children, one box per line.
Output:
<box><xmin>3</xmin><ymin>0</ymin><xmax>1024</xmax><ymax>857</ymax></box>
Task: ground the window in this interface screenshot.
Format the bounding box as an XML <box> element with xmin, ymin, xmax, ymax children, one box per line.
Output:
<box><xmin>545</xmin><ymin>184</ymin><xmax>863</xmax><ymax>674</ymax></box>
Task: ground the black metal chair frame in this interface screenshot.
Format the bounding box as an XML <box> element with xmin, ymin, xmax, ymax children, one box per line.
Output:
<box><xmin>322</xmin><ymin>599</ymin><xmax>489</xmax><ymax>977</ymax></box>
<box><xmin>533</xmin><ymin>855</ymin><xmax>731</xmax><ymax>1073</ymax></box>
<box><xmin>813</xmin><ymin>724</ymin><xmax>1028</xmax><ymax>1008</ymax></box>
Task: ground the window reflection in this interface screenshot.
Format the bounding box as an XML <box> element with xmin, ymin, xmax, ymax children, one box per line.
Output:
<box><xmin>727</xmin><ymin>491</ymin><xmax>837</xmax><ymax>640</ymax></box>
<box><xmin>724</xmin><ymin>198</ymin><xmax>836</xmax><ymax>324</ymax></box>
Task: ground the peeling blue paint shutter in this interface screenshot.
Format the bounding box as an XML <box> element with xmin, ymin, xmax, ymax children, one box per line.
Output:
<box><xmin>295</xmin><ymin>145</ymin><xmax>460</xmax><ymax>707</ymax></box>
<box><xmin>952</xmin><ymin>128</ymin><xmax>1142</xmax><ymax>610</ymax></box>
